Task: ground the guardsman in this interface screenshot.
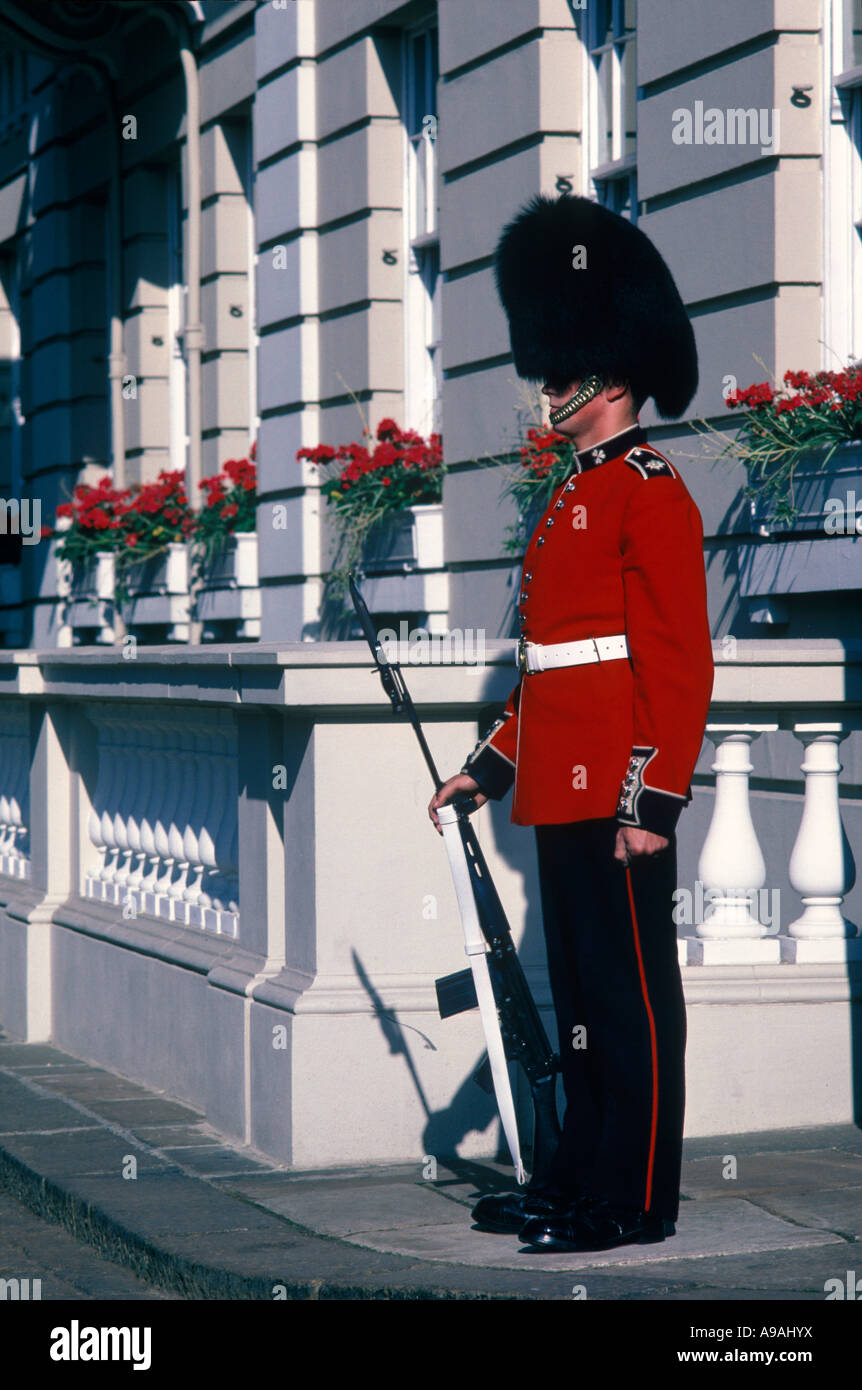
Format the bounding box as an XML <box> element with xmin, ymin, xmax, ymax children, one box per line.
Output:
<box><xmin>429</xmin><ymin>194</ymin><xmax>714</xmax><ymax>1253</ymax></box>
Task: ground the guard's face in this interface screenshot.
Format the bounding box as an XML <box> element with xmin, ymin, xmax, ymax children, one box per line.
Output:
<box><xmin>542</xmin><ymin>379</ymin><xmax>634</xmax><ymax>438</ymax></box>
<box><xmin>542</xmin><ymin>379</ymin><xmax>601</xmax><ymax>437</ymax></box>
<box><xmin>542</xmin><ymin>380</ymin><xmax>580</xmax><ymax>414</ymax></box>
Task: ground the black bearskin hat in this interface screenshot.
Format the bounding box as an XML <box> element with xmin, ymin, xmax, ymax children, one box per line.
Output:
<box><xmin>493</xmin><ymin>194</ymin><xmax>698</xmax><ymax>419</ymax></box>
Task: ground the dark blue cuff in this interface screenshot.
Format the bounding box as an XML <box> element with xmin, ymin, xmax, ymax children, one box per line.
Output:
<box><xmin>617</xmin><ymin>787</ymin><xmax>689</xmax><ymax>838</ymax></box>
<box><xmin>461</xmin><ymin>746</ymin><xmax>516</xmax><ymax>800</ymax></box>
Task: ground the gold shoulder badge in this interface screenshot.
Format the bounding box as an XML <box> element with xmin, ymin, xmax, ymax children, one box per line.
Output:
<box><xmin>624</xmin><ymin>447</ymin><xmax>677</xmax><ymax>480</ymax></box>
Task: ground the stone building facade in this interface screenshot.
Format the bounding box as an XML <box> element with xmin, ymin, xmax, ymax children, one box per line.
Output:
<box><xmin>0</xmin><ymin>0</ymin><xmax>859</xmax><ymax>645</ymax></box>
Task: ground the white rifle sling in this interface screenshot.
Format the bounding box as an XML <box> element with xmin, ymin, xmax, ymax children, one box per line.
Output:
<box><xmin>437</xmin><ymin>804</ymin><xmax>526</xmax><ymax>1184</ymax></box>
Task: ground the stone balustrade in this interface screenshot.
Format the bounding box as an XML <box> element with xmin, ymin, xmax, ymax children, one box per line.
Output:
<box><xmin>688</xmin><ymin>725</ymin><xmax>860</xmax><ymax>965</ymax></box>
<box><xmin>0</xmin><ymin>700</ymin><xmax>30</xmax><ymax>880</ymax></box>
<box><xmin>84</xmin><ymin>705</ymin><xmax>238</xmax><ymax>935</ymax></box>
<box><xmin>0</xmin><ymin>637</ymin><xmax>858</xmax><ymax>1166</ymax></box>
<box><xmin>682</xmin><ymin>645</ymin><xmax>861</xmax><ymax>969</ymax></box>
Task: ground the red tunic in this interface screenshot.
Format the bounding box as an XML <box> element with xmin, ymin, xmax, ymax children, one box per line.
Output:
<box><xmin>461</xmin><ymin>424</ymin><xmax>714</xmax><ymax>837</ymax></box>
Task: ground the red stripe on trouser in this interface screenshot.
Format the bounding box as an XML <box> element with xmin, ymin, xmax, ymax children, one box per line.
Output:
<box><xmin>625</xmin><ymin>866</ymin><xmax>659</xmax><ymax>1212</ymax></box>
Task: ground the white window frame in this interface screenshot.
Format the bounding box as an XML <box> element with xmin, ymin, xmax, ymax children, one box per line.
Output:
<box><xmin>581</xmin><ymin>0</ymin><xmax>638</xmax><ymax>222</ymax></box>
<box><xmin>401</xmin><ymin>20</ymin><xmax>440</xmax><ymax>435</ymax></box>
<box><xmin>104</xmin><ymin>202</ymin><xmax>112</xmax><ymax>467</ymax></box>
<box><xmin>0</xmin><ymin>247</ymin><xmax>24</xmax><ymax>624</ymax></box>
<box><xmin>166</xmin><ymin>163</ymin><xmax>188</xmax><ymax>475</ymax></box>
<box><xmin>243</xmin><ymin>118</ymin><xmax>259</xmax><ymax>450</ymax></box>
<box><xmin>7</xmin><ymin>248</ymin><xmax>23</xmax><ymax>500</ymax></box>
<box><xmin>0</xmin><ymin>246</ymin><xmax>23</xmax><ymax>502</ymax></box>
<box><xmin>826</xmin><ymin>0</ymin><xmax>862</xmax><ymax>367</ymax></box>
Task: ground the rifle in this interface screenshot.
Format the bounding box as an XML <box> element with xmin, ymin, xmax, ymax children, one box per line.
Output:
<box><xmin>349</xmin><ymin>573</ymin><xmax>560</xmax><ymax>1186</ymax></box>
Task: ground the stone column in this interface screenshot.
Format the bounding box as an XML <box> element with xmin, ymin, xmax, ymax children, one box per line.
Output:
<box><xmin>2</xmin><ymin>702</ymin><xmax>76</xmax><ymax>1040</ymax></box>
<box><xmin>254</xmin><ymin>0</ymin><xmax>322</xmax><ymax>642</ymax></box>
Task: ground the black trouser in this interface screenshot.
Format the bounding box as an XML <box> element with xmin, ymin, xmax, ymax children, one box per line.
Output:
<box><xmin>534</xmin><ymin>818</ymin><xmax>686</xmax><ymax>1223</ymax></box>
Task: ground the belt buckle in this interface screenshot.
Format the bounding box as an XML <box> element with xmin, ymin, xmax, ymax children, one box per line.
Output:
<box><xmin>517</xmin><ymin>636</ymin><xmax>529</xmax><ymax>676</ymax></box>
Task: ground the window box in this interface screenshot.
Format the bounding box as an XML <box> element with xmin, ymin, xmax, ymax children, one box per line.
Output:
<box><xmin>360</xmin><ymin>503</ymin><xmax>448</xmax><ymax>631</ymax></box>
<box><xmin>196</xmin><ymin>533</ymin><xmax>261</xmax><ymax>640</ymax></box>
<box><xmin>201</xmin><ymin>531</ymin><xmax>258</xmax><ymax>588</ymax></box>
<box><xmin>123</xmin><ymin>542</ymin><xmax>190</xmax><ymax>642</ymax></box>
<box><xmin>739</xmin><ymin>444</ymin><xmax>862</xmax><ymax>612</ymax></box>
<box><xmin>749</xmin><ymin>442</ymin><xmax>862</xmax><ymax>534</ymax></box>
<box><xmin>363</xmin><ymin>503</ymin><xmax>443</xmax><ymax>573</ymax></box>
<box><xmin>71</xmin><ymin>550</ymin><xmax>115</xmax><ymax>602</ymax></box>
<box><xmin>65</xmin><ymin>550</ymin><xmax>116</xmax><ymax>644</ymax></box>
<box><xmin>124</xmin><ymin>541</ymin><xmax>188</xmax><ymax>597</ymax></box>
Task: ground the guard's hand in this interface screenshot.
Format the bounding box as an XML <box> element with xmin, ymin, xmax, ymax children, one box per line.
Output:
<box><xmin>614</xmin><ymin>825</ymin><xmax>669</xmax><ymax>866</ymax></box>
<box><xmin>429</xmin><ymin>774</ymin><xmax>488</xmax><ymax>834</ymax></box>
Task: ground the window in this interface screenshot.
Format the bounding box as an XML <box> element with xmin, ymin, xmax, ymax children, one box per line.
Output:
<box><xmin>852</xmin><ymin>0</ymin><xmax>862</xmax><ymax>64</ymax></box>
<box><xmin>402</xmin><ymin>22</ymin><xmax>440</xmax><ymax>434</ymax></box>
<box><xmin>240</xmin><ymin>118</ymin><xmax>258</xmax><ymax>450</ymax></box>
<box><xmin>0</xmin><ymin>48</ymin><xmax>27</xmax><ymax>136</ymax></box>
<box><xmin>0</xmin><ymin>248</ymin><xmax>24</xmax><ymax>622</ymax></box>
<box><xmin>583</xmin><ymin>0</ymin><xmax>637</xmax><ymax>221</ymax></box>
<box><xmin>224</xmin><ymin>115</ymin><xmax>259</xmax><ymax>450</ymax></box>
<box><xmin>847</xmin><ymin>83</ymin><xmax>862</xmax><ymax>357</ymax></box>
<box><xmin>166</xmin><ymin>162</ymin><xmax>188</xmax><ymax>474</ymax></box>
<box><xmin>210</xmin><ymin>116</ymin><xmax>258</xmax><ymax>459</ymax></box>
<box><xmin>0</xmin><ymin>249</ymin><xmax>22</xmax><ymax>500</ymax></box>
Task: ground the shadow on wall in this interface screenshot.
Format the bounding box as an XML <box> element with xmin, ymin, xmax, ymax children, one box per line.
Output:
<box><xmin>345</xmin><ymin>652</ymin><xmax>560</xmax><ymax>1170</ymax></box>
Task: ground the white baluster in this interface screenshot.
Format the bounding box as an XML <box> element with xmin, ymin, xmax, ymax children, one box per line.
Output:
<box><xmin>198</xmin><ymin>729</ymin><xmax>229</xmax><ymax>916</ymax></box>
<box><xmin>0</xmin><ymin>714</ymin><xmax>26</xmax><ymax>874</ymax></box>
<box><xmin>12</xmin><ymin>721</ymin><xmax>29</xmax><ymax>871</ymax></box>
<box><xmin>3</xmin><ymin>723</ymin><xmax>19</xmax><ymax>868</ymax></box>
<box><xmin>7</xmin><ymin>730</ymin><xmax>23</xmax><ymax>874</ymax></box>
<box><xmin>184</xmin><ymin>727</ymin><xmax>215</xmax><ymax>922</ymax></box>
<box><xmin>167</xmin><ymin>725</ymin><xmax>198</xmax><ymax>921</ymax></box>
<box><xmin>112</xmin><ymin>722</ymin><xmax>138</xmax><ymax>897</ymax></box>
<box><xmin>87</xmin><ymin>721</ymin><xmax>115</xmax><ymax>898</ymax></box>
<box><xmin>225</xmin><ymin>813</ymin><xmax>239</xmax><ymax>920</ymax></box>
<box><xmin>200</xmin><ymin>726</ymin><xmax>238</xmax><ymax>932</ymax></box>
<box><xmin>783</xmin><ymin>727</ymin><xmax>860</xmax><ymax>962</ymax></box>
<box><xmin>0</xmin><ymin>771</ymin><xmax>12</xmax><ymax>867</ymax></box>
<box><xmin>183</xmin><ymin>719</ymin><xmax>212</xmax><ymax>912</ymax></box>
<box><xmin>690</xmin><ymin>725</ymin><xmax>781</xmax><ymax>964</ymax></box>
<box><xmin>126</xmin><ymin>717</ymin><xmax>154</xmax><ymax>900</ymax></box>
<box><xmin>153</xmin><ymin>718</ymin><xmax>181</xmax><ymax>915</ymax></box>
<box><xmin>220</xmin><ymin>755</ymin><xmax>240</xmax><ymax>932</ymax></box>
<box><xmin>98</xmin><ymin>723</ymin><xmax>125</xmax><ymax>895</ymax></box>
<box><xmin>139</xmin><ymin>722</ymin><xmax>167</xmax><ymax>914</ymax></box>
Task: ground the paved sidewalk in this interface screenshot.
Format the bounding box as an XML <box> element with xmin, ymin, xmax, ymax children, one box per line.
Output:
<box><xmin>0</xmin><ymin>1036</ymin><xmax>859</xmax><ymax>1300</ymax></box>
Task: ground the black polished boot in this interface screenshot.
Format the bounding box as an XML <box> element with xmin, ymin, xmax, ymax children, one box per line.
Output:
<box><xmin>520</xmin><ymin>1197</ymin><xmax>675</xmax><ymax>1251</ymax></box>
<box><xmin>471</xmin><ymin>1184</ymin><xmax>584</xmax><ymax>1234</ymax></box>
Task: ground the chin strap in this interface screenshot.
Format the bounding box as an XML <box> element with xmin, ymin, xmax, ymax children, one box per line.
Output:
<box><xmin>549</xmin><ymin>374</ymin><xmax>604</xmax><ymax>427</ymax></box>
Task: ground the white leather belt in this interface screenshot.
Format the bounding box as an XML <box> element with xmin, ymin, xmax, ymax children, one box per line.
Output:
<box><xmin>517</xmin><ymin>633</ymin><xmax>628</xmax><ymax>675</ymax></box>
